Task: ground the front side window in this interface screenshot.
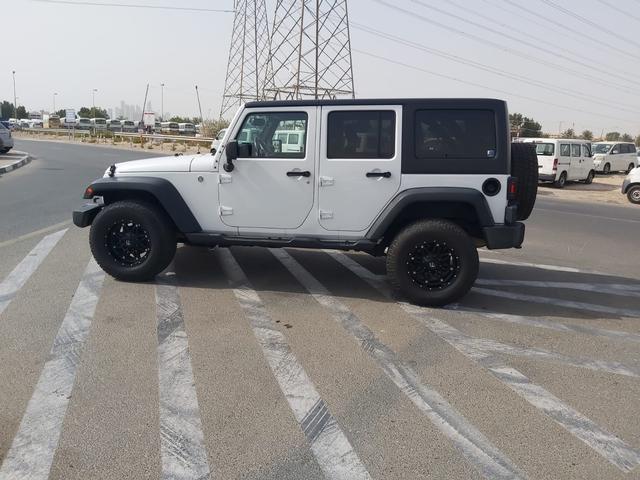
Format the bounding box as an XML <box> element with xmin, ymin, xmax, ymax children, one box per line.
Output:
<box><xmin>593</xmin><ymin>144</ymin><xmax>612</xmax><ymax>154</ymax></box>
<box><xmin>414</xmin><ymin>109</ymin><xmax>496</xmax><ymax>159</ymax></box>
<box><xmin>236</xmin><ymin>112</ymin><xmax>308</xmax><ymax>158</ymax></box>
<box><xmin>327</xmin><ymin>110</ymin><xmax>395</xmax><ymax>159</ymax></box>
<box><xmin>581</xmin><ymin>144</ymin><xmax>591</xmax><ymax>157</ymax></box>
<box><xmin>571</xmin><ymin>144</ymin><xmax>581</xmax><ymax>157</ymax></box>
<box><xmin>560</xmin><ymin>144</ymin><xmax>571</xmax><ymax>156</ymax></box>
<box><xmin>612</xmin><ymin>144</ymin><xmax>621</xmax><ymax>154</ymax></box>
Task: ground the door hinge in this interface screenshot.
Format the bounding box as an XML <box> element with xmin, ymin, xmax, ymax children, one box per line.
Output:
<box><xmin>219</xmin><ymin>206</ymin><xmax>233</xmax><ymax>216</ymax></box>
<box><xmin>319</xmin><ymin>210</ymin><xmax>334</xmax><ymax>220</ymax></box>
<box><xmin>319</xmin><ymin>176</ymin><xmax>334</xmax><ymax>187</ymax></box>
<box><xmin>219</xmin><ymin>173</ymin><xmax>232</xmax><ymax>184</ymax></box>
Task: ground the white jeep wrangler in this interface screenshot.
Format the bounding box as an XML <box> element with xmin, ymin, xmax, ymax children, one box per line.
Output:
<box><xmin>73</xmin><ymin>99</ymin><xmax>538</xmax><ymax>306</ymax></box>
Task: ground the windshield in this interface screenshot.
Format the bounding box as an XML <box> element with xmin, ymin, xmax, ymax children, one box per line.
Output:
<box><xmin>592</xmin><ymin>144</ymin><xmax>612</xmax><ymax>154</ymax></box>
<box><xmin>79</xmin><ymin>119</ymin><xmax>90</xmax><ymax>124</ymax></box>
<box><xmin>534</xmin><ymin>143</ymin><xmax>554</xmax><ymax>156</ymax></box>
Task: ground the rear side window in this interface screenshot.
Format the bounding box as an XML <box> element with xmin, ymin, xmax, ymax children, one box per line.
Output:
<box><xmin>327</xmin><ymin>111</ymin><xmax>395</xmax><ymax>159</ymax></box>
<box><xmin>624</xmin><ymin>144</ymin><xmax>635</xmax><ymax>153</ymax></box>
<box><xmin>571</xmin><ymin>144</ymin><xmax>581</xmax><ymax>157</ymax></box>
<box><xmin>414</xmin><ymin>110</ymin><xmax>496</xmax><ymax>160</ymax></box>
<box><xmin>560</xmin><ymin>144</ymin><xmax>571</xmax><ymax>156</ymax></box>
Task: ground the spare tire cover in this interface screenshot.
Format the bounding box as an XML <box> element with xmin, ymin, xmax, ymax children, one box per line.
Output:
<box><xmin>510</xmin><ymin>142</ymin><xmax>538</xmax><ymax>221</ymax></box>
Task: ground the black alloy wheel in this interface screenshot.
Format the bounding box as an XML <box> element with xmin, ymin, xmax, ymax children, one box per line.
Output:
<box><xmin>406</xmin><ymin>240</ymin><xmax>461</xmax><ymax>291</ymax></box>
<box><xmin>106</xmin><ymin>220</ymin><xmax>152</xmax><ymax>267</ymax></box>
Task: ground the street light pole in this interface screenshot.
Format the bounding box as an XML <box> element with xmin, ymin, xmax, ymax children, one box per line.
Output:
<box><xmin>92</xmin><ymin>88</ymin><xmax>98</xmax><ymax>116</ymax></box>
<box><xmin>161</xmin><ymin>83</ymin><xmax>164</xmax><ymax>121</ymax></box>
<box><xmin>53</xmin><ymin>92</ymin><xmax>58</xmax><ymax>113</ymax></box>
<box><xmin>12</xmin><ymin>70</ymin><xmax>17</xmax><ymax>120</ymax></box>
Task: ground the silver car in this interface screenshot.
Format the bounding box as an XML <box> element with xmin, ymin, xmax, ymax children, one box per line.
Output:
<box><xmin>0</xmin><ymin>122</ymin><xmax>14</xmax><ymax>154</ymax></box>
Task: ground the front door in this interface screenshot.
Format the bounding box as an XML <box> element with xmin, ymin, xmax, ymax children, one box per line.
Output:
<box><xmin>570</xmin><ymin>143</ymin><xmax>582</xmax><ymax>180</ymax></box>
<box><xmin>218</xmin><ymin>107</ymin><xmax>316</xmax><ymax>231</ymax></box>
<box><xmin>318</xmin><ymin>106</ymin><xmax>402</xmax><ymax>232</ymax></box>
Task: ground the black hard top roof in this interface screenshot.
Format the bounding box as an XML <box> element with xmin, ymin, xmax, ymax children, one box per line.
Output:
<box><xmin>244</xmin><ymin>98</ymin><xmax>506</xmax><ymax>108</ymax></box>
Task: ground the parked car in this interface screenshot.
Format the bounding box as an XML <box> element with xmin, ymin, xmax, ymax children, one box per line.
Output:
<box><xmin>73</xmin><ymin>98</ymin><xmax>537</xmax><ymax>306</ymax></box>
<box><xmin>121</xmin><ymin>120</ymin><xmax>137</xmax><ymax>133</ymax></box>
<box><xmin>90</xmin><ymin>118</ymin><xmax>107</xmax><ymax>132</ymax></box>
<box><xmin>47</xmin><ymin>115</ymin><xmax>61</xmax><ymax>129</ymax></box>
<box><xmin>76</xmin><ymin>118</ymin><xmax>92</xmax><ymax>130</ymax></box>
<box><xmin>592</xmin><ymin>142</ymin><xmax>637</xmax><ymax>174</ymax></box>
<box><xmin>178</xmin><ymin>122</ymin><xmax>196</xmax><ymax>136</ymax></box>
<box><xmin>160</xmin><ymin>121</ymin><xmax>179</xmax><ymax>135</ymax></box>
<box><xmin>0</xmin><ymin>121</ymin><xmax>14</xmax><ymax>153</ymax></box>
<box><xmin>622</xmin><ymin>166</ymin><xmax>640</xmax><ymax>204</ymax></box>
<box><xmin>273</xmin><ymin>129</ymin><xmax>306</xmax><ymax>154</ymax></box>
<box><xmin>518</xmin><ymin>138</ymin><xmax>594</xmax><ymax>187</ymax></box>
<box><xmin>107</xmin><ymin>119</ymin><xmax>122</xmax><ymax>132</ymax></box>
<box><xmin>210</xmin><ymin>128</ymin><xmax>227</xmax><ymax>154</ymax></box>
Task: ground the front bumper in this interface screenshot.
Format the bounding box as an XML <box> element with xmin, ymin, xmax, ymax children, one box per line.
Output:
<box><xmin>483</xmin><ymin>223</ymin><xmax>525</xmax><ymax>249</ymax></box>
<box><xmin>72</xmin><ymin>203</ymin><xmax>102</xmax><ymax>228</ymax></box>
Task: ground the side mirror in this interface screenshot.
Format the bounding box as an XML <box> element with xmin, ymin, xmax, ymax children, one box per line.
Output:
<box><xmin>224</xmin><ymin>140</ymin><xmax>238</xmax><ymax>172</ymax></box>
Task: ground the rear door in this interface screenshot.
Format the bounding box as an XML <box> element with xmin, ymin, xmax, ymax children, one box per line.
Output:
<box><xmin>318</xmin><ymin>106</ymin><xmax>401</xmax><ymax>232</ymax></box>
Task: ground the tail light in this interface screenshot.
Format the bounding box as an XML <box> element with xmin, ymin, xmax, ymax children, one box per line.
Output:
<box><xmin>552</xmin><ymin>158</ymin><xmax>558</xmax><ymax>172</ymax></box>
<box><xmin>507</xmin><ymin>176</ymin><xmax>518</xmax><ymax>201</ymax></box>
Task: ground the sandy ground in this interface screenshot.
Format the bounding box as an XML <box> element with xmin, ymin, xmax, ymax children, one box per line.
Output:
<box><xmin>537</xmin><ymin>172</ymin><xmax>634</xmax><ymax>207</ymax></box>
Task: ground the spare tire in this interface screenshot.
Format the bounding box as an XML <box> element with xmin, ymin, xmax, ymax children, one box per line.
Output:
<box><xmin>510</xmin><ymin>142</ymin><xmax>538</xmax><ymax>221</ymax></box>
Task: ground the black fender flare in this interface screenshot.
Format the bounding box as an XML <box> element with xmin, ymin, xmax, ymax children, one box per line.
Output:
<box><xmin>86</xmin><ymin>176</ymin><xmax>202</xmax><ymax>233</ymax></box>
<box><xmin>366</xmin><ymin>187</ymin><xmax>495</xmax><ymax>241</ymax></box>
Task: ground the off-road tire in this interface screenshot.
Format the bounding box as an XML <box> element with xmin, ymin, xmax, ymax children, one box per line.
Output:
<box><xmin>386</xmin><ymin>219</ymin><xmax>479</xmax><ymax>306</ymax></box>
<box><xmin>554</xmin><ymin>172</ymin><xmax>567</xmax><ymax>188</ymax></box>
<box><xmin>603</xmin><ymin>163</ymin><xmax>611</xmax><ymax>175</ymax></box>
<box><xmin>90</xmin><ymin>200</ymin><xmax>176</xmax><ymax>282</ymax></box>
<box><xmin>584</xmin><ymin>170</ymin><xmax>595</xmax><ymax>184</ymax></box>
<box><xmin>628</xmin><ymin>186</ymin><xmax>640</xmax><ymax>205</ymax></box>
<box><xmin>510</xmin><ymin>142</ymin><xmax>538</xmax><ymax>221</ymax></box>
<box><xmin>0</xmin><ymin>148</ymin><xmax>10</xmax><ymax>154</ymax></box>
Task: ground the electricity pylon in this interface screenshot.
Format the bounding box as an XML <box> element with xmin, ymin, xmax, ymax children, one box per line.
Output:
<box><xmin>263</xmin><ymin>0</ymin><xmax>355</xmax><ymax>100</ymax></box>
<box><xmin>220</xmin><ymin>0</ymin><xmax>271</xmax><ymax>118</ymax></box>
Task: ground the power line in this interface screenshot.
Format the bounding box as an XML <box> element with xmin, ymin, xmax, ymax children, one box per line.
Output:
<box><xmin>353</xmin><ymin>49</ymin><xmax>637</xmax><ymax>125</ymax></box>
<box><xmin>351</xmin><ymin>22</ymin><xmax>640</xmax><ymax>116</ymax></box>
<box><xmin>538</xmin><ymin>0</ymin><xmax>640</xmax><ymax>49</ymax></box>
<box><xmin>31</xmin><ymin>0</ymin><xmax>235</xmax><ymax>13</ymax></box>
<box><xmin>407</xmin><ymin>0</ymin><xmax>640</xmax><ymax>86</ymax></box>
<box><xmin>500</xmin><ymin>0</ymin><xmax>638</xmax><ymax>61</ymax></box>
<box><xmin>372</xmin><ymin>0</ymin><xmax>640</xmax><ymax>97</ymax></box>
<box><xmin>594</xmin><ymin>0</ymin><xmax>640</xmax><ymax>24</ymax></box>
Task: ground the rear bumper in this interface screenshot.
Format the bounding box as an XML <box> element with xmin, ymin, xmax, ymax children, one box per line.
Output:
<box><xmin>483</xmin><ymin>223</ymin><xmax>525</xmax><ymax>249</ymax></box>
<box><xmin>538</xmin><ymin>173</ymin><xmax>556</xmax><ymax>182</ymax></box>
<box><xmin>72</xmin><ymin>203</ymin><xmax>102</xmax><ymax>228</ymax></box>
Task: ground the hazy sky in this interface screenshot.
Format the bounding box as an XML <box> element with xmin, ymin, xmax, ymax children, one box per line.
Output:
<box><xmin>4</xmin><ymin>0</ymin><xmax>640</xmax><ymax>135</ymax></box>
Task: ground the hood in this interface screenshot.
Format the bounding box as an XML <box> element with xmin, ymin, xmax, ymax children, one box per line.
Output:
<box><xmin>108</xmin><ymin>155</ymin><xmax>195</xmax><ymax>175</ymax></box>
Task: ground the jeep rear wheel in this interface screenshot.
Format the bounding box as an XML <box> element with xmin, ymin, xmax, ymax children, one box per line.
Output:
<box><xmin>386</xmin><ymin>220</ymin><xmax>479</xmax><ymax>306</ymax></box>
<box><xmin>90</xmin><ymin>201</ymin><xmax>176</xmax><ymax>281</ymax></box>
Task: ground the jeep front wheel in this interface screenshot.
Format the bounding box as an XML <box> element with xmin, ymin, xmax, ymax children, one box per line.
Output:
<box><xmin>90</xmin><ymin>200</ymin><xmax>177</xmax><ymax>281</ymax></box>
<box><xmin>386</xmin><ymin>220</ymin><xmax>479</xmax><ymax>306</ymax></box>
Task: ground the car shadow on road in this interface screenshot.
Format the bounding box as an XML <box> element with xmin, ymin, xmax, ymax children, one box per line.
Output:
<box><xmin>168</xmin><ymin>245</ymin><xmax>640</xmax><ymax>322</ymax></box>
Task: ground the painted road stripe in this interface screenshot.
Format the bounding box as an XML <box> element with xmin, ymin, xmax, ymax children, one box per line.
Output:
<box><xmin>476</xmin><ymin>279</ymin><xmax>640</xmax><ymax>299</ymax></box>
<box><xmin>0</xmin><ymin>259</ymin><xmax>105</xmax><ymax>480</ymax></box>
<box><xmin>0</xmin><ymin>229</ymin><xmax>67</xmax><ymax>316</ymax></box>
<box><xmin>329</xmin><ymin>252</ymin><xmax>640</xmax><ymax>472</ymax></box>
<box><xmin>478</xmin><ymin>256</ymin><xmax>592</xmax><ymax>273</ymax></box>
<box><xmin>273</xmin><ymin>249</ymin><xmax>525</xmax><ymax>480</ymax></box>
<box><xmin>216</xmin><ymin>249</ymin><xmax>371</xmax><ymax>480</ymax></box>
<box><xmin>473</xmin><ymin>287</ymin><xmax>640</xmax><ymax>318</ymax></box>
<box><xmin>155</xmin><ymin>273</ymin><xmax>211</xmax><ymax>480</ymax></box>
<box><xmin>447</xmin><ymin>306</ymin><xmax>640</xmax><ymax>344</ymax></box>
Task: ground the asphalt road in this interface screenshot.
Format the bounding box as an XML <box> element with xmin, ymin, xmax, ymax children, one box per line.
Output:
<box><xmin>0</xmin><ymin>140</ymin><xmax>639</xmax><ymax>480</ymax></box>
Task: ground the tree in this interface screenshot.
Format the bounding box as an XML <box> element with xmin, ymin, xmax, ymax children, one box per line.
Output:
<box><xmin>509</xmin><ymin>113</ymin><xmax>523</xmax><ymax>132</ymax></box>
<box><xmin>521</xmin><ymin>117</ymin><xmax>543</xmax><ymax>137</ymax></box>
<box><xmin>635</xmin><ymin>135</ymin><xmax>640</xmax><ymax>147</ymax></box>
<box><xmin>621</xmin><ymin>133</ymin><xmax>633</xmax><ymax>142</ymax></box>
<box><xmin>581</xmin><ymin>130</ymin><xmax>593</xmax><ymax>140</ymax></box>
<box><xmin>16</xmin><ymin>106</ymin><xmax>28</xmax><ymax>119</ymax></box>
<box><xmin>605</xmin><ymin>131</ymin><xmax>620</xmax><ymax>141</ymax></box>
<box><xmin>78</xmin><ymin>106</ymin><xmax>108</xmax><ymax>118</ymax></box>
<box><xmin>1</xmin><ymin>100</ymin><xmax>14</xmax><ymax>119</ymax></box>
<box><xmin>560</xmin><ymin>128</ymin><xmax>576</xmax><ymax>139</ymax></box>
<box><xmin>55</xmin><ymin>109</ymin><xmax>66</xmax><ymax>118</ymax></box>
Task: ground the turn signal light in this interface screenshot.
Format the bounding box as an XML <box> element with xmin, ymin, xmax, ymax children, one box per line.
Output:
<box><xmin>552</xmin><ymin>158</ymin><xmax>558</xmax><ymax>171</ymax></box>
<box><xmin>83</xmin><ymin>186</ymin><xmax>94</xmax><ymax>199</ymax></box>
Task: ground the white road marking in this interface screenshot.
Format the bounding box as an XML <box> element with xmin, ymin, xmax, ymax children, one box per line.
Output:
<box><xmin>274</xmin><ymin>249</ymin><xmax>525</xmax><ymax>480</ymax></box>
<box><xmin>0</xmin><ymin>259</ymin><xmax>105</xmax><ymax>480</ymax></box>
<box><xmin>0</xmin><ymin>221</ymin><xmax>70</xmax><ymax>250</ymax></box>
<box><xmin>476</xmin><ymin>279</ymin><xmax>640</xmax><ymax>299</ymax></box>
<box><xmin>216</xmin><ymin>249</ymin><xmax>372</xmax><ymax>480</ymax></box>
<box><xmin>0</xmin><ymin>229</ymin><xmax>67</xmax><ymax>316</ymax></box>
<box><xmin>473</xmin><ymin>287</ymin><xmax>640</xmax><ymax>318</ymax></box>
<box><xmin>328</xmin><ymin>251</ymin><xmax>640</xmax><ymax>472</ymax></box>
<box><xmin>155</xmin><ymin>273</ymin><xmax>211</xmax><ymax>480</ymax></box>
<box><xmin>447</xmin><ymin>306</ymin><xmax>640</xmax><ymax>344</ymax></box>
<box><xmin>479</xmin><ymin>256</ymin><xmax>589</xmax><ymax>273</ymax></box>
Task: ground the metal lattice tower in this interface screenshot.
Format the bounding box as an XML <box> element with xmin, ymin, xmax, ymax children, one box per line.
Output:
<box><xmin>220</xmin><ymin>0</ymin><xmax>271</xmax><ymax>118</ymax></box>
<box><xmin>263</xmin><ymin>0</ymin><xmax>355</xmax><ymax>100</ymax></box>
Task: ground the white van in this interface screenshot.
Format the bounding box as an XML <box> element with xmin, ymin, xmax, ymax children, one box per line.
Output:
<box><xmin>178</xmin><ymin>123</ymin><xmax>196</xmax><ymax>136</ymax></box>
<box><xmin>90</xmin><ymin>118</ymin><xmax>107</xmax><ymax>131</ymax></box>
<box><xmin>592</xmin><ymin>142</ymin><xmax>638</xmax><ymax>174</ymax></box>
<box><xmin>518</xmin><ymin>138</ymin><xmax>595</xmax><ymax>187</ymax></box>
<box><xmin>274</xmin><ymin>129</ymin><xmax>306</xmax><ymax>154</ymax></box>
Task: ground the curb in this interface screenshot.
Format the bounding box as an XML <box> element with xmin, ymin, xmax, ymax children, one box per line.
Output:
<box><xmin>0</xmin><ymin>151</ymin><xmax>32</xmax><ymax>175</ymax></box>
